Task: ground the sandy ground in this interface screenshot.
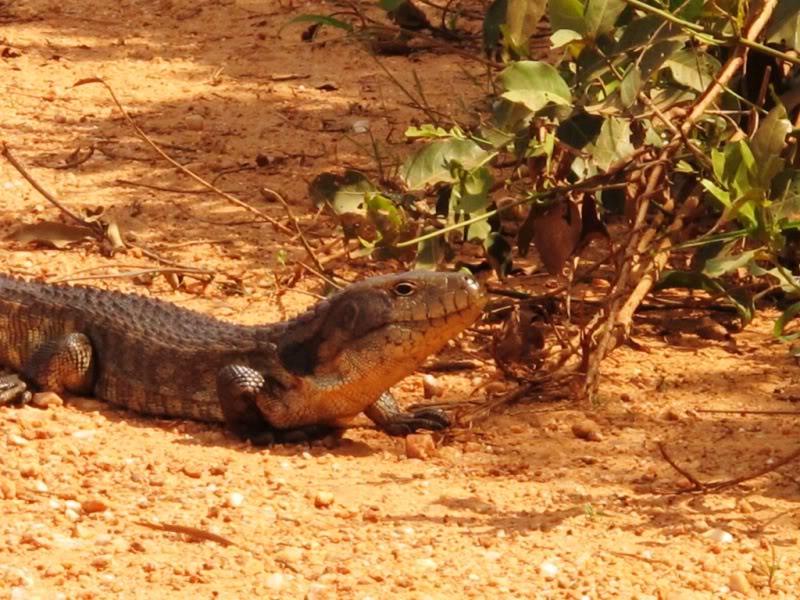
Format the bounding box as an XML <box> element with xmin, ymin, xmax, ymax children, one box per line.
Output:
<box><xmin>2</xmin><ymin>1</ymin><xmax>800</xmax><ymax>598</ymax></box>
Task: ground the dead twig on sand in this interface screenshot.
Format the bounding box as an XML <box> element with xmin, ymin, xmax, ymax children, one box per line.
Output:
<box><xmin>73</xmin><ymin>77</ymin><xmax>293</xmax><ymax>235</ymax></box>
<box><xmin>657</xmin><ymin>441</ymin><xmax>800</xmax><ymax>494</ymax></box>
<box><xmin>1</xmin><ymin>143</ymin><xmax>103</xmax><ymax>236</ymax></box>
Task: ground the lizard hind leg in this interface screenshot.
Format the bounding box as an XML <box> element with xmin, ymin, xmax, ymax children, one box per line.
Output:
<box><xmin>24</xmin><ymin>332</ymin><xmax>95</xmax><ymax>395</ymax></box>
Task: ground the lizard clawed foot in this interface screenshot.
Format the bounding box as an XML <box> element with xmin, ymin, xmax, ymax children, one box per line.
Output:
<box><xmin>381</xmin><ymin>407</ymin><xmax>451</xmax><ymax>436</ymax></box>
<box><xmin>0</xmin><ymin>374</ymin><xmax>32</xmax><ymax>406</ymax></box>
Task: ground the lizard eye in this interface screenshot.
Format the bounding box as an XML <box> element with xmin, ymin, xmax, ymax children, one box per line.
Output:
<box><xmin>393</xmin><ymin>281</ymin><xmax>417</xmax><ymax>296</ymax></box>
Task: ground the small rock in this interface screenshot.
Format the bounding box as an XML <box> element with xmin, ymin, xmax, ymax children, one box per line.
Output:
<box><xmin>696</xmin><ymin>316</ymin><xmax>729</xmax><ymax>341</ymax></box>
<box><xmin>571</xmin><ymin>420</ymin><xmax>603</xmax><ymax>442</ymax></box>
<box><xmin>737</xmin><ymin>499</ymin><xmax>754</xmax><ymax>514</ymax></box>
<box><xmin>405</xmin><ymin>433</ymin><xmax>436</xmax><ymax>460</ymax></box>
<box><xmin>463</xmin><ymin>441</ymin><xmax>482</xmax><ymax>453</ymax></box>
<box><xmin>728</xmin><ymin>571</ymin><xmax>751</xmax><ymax>595</ymax></box>
<box><xmin>663</xmin><ymin>407</ymin><xmax>683</xmax><ymax>421</ymax></box>
<box><xmin>182</xmin><ymin>465</ymin><xmax>204</xmax><ymax>479</ymax></box>
<box><xmin>185</xmin><ymin>114</ymin><xmax>205</xmax><ymax>131</ymax></box>
<box><xmin>7</xmin><ymin>434</ymin><xmax>28</xmax><ymax>447</ymax></box>
<box><xmin>422</xmin><ymin>374</ymin><xmax>444</xmax><ymax>399</ymax></box>
<box><xmin>415</xmin><ymin>558</ymin><xmax>437</xmax><ymax>571</ymax></box>
<box><xmin>314</xmin><ymin>491</ymin><xmax>334</xmax><ymax>508</ymax></box>
<box><xmin>226</xmin><ymin>492</ymin><xmax>245</xmax><ymax>508</ymax></box>
<box><xmin>265</xmin><ymin>573</ymin><xmax>285</xmax><ymax>590</ymax></box>
<box><xmin>81</xmin><ymin>498</ymin><xmax>108</xmax><ymax>514</ymax></box>
<box><xmin>704</xmin><ymin>528</ymin><xmax>733</xmax><ymax>544</ymax></box>
<box><xmin>539</xmin><ymin>560</ymin><xmax>558</xmax><ymax>579</ymax></box>
<box><xmin>31</xmin><ymin>392</ymin><xmax>64</xmax><ymax>408</ymax></box>
<box><xmin>352</xmin><ymin>119</ymin><xmax>370</xmax><ymax>133</ymax></box>
<box><xmin>0</xmin><ymin>478</ymin><xmax>17</xmax><ymax>500</ymax></box>
<box><xmin>276</xmin><ymin>546</ymin><xmax>303</xmax><ymax>564</ymax></box>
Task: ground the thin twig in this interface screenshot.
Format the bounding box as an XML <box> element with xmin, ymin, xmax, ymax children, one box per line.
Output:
<box><xmin>260</xmin><ymin>186</ymin><xmax>327</xmax><ymax>275</ymax></box>
<box><xmin>73</xmin><ymin>77</ymin><xmax>293</xmax><ymax>235</ymax></box>
<box><xmin>1</xmin><ymin>143</ymin><xmax>102</xmax><ymax>235</ymax></box>
<box><xmin>134</xmin><ymin>520</ymin><xmax>237</xmax><ymax>547</ymax></box>
<box><xmin>658</xmin><ymin>441</ymin><xmax>703</xmax><ymax>491</ymax></box>
<box><xmin>48</xmin><ymin>268</ymin><xmax>212</xmax><ymax>284</ymax></box>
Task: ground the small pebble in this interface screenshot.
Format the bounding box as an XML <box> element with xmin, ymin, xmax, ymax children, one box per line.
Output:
<box><xmin>406</xmin><ymin>433</ymin><xmax>436</xmax><ymax>460</ymax></box>
<box><xmin>185</xmin><ymin>113</ymin><xmax>205</xmax><ymax>131</ymax></box>
<box><xmin>704</xmin><ymin>528</ymin><xmax>733</xmax><ymax>544</ymax></box>
<box><xmin>276</xmin><ymin>546</ymin><xmax>303</xmax><ymax>564</ymax></box>
<box><xmin>422</xmin><ymin>374</ymin><xmax>444</xmax><ymax>399</ymax></box>
<box><xmin>264</xmin><ymin>573</ymin><xmax>285</xmax><ymax>590</ymax></box>
<box><xmin>540</xmin><ymin>560</ymin><xmax>559</xmax><ymax>578</ymax></box>
<box><xmin>728</xmin><ymin>571</ymin><xmax>751</xmax><ymax>595</ymax></box>
<box><xmin>352</xmin><ymin>119</ymin><xmax>370</xmax><ymax>133</ymax></box>
<box><xmin>226</xmin><ymin>492</ymin><xmax>245</xmax><ymax>508</ymax></box>
<box><xmin>314</xmin><ymin>491</ymin><xmax>334</xmax><ymax>508</ymax></box>
<box><xmin>81</xmin><ymin>499</ymin><xmax>108</xmax><ymax>514</ymax></box>
<box><xmin>31</xmin><ymin>392</ymin><xmax>63</xmax><ymax>408</ymax></box>
<box><xmin>571</xmin><ymin>420</ymin><xmax>603</xmax><ymax>442</ymax></box>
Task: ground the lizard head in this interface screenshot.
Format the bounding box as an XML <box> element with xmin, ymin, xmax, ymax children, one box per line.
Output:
<box><xmin>279</xmin><ymin>271</ymin><xmax>486</xmax><ymax>394</ymax></box>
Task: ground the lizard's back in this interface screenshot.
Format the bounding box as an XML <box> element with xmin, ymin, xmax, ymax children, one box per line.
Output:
<box><xmin>0</xmin><ymin>274</ymin><xmax>264</xmax><ymax>422</ymax></box>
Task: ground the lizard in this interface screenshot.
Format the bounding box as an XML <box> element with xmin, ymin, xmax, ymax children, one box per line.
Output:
<box><xmin>0</xmin><ymin>270</ymin><xmax>486</xmax><ymax>444</ymax></box>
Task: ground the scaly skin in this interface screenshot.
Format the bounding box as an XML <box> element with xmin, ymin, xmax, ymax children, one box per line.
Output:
<box><xmin>0</xmin><ymin>271</ymin><xmax>486</xmax><ymax>442</ymax></box>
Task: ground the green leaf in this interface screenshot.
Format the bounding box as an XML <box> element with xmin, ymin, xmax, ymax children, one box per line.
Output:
<box><xmin>586</xmin><ymin>117</ymin><xmax>634</xmax><ymax>171</ymax></box>
<box><xmin>499</xmin><ymin>61</ymin><xmax>572</xmax><ymax>113</ymax></box>
<box><xmin>400</xmin><ymin>139</ymin><xmax>493</xmax><ymax>190</ymax></box>
<box><xmin>467</xmin><ymin>213</ymin><xmax>493</xmax><ymax>242</ymax></box>
<box><xmin>616</xmin><ymin>15</ymin><xmax>681</xmax><ymax>53</ymax></box>
<box><xmin>415</xmin><ymin>230</ymin><xmax>444</xmax><ymax>270</ymax></box>
<box><xmin>669</xmin><ymin>0</ymin><xmax>702</xmax><ymax>20</ymax></box>
<box><xmin>766</xmin><ymin>0</ymin><xmax>800</xmax><ymax>51</ymax></box>
<box><xmin>702</xmin><ymin>249</ymin><xmax>757</xmax><ymax>278</ymax></box>
<box><xmin>366</xmin><ymin>193</ymin><xmax>405</xmax><ymax>244</ymax></box>
<box><xmin>548</xmin><ymin>0</ymin><xmax>585</xmax><ymax>36</ymax></box>
<box><xmin>506</xmin><ymin>0</ymin><xmax>548</xmax><ymax>51</ymax></box>
<box><xmin>666</xmin><ymin>49</ymin><xmax>722</xmax><ymax>92</ymax></box>
<box><xmin>701</xmin><ymin>179</ymin><xmax>731</xmax><ymax>207</ymax></box>
<box><xmin>751</xmin><ymin>105</ymin><xmax>792</xmax><ymax>188</ymax></box>
<box><xmin>774</xmin><ymin>300</ymin><xmax>800</xmax><ymax>342</ymax></box>
<box><xmin>405</xmin><ymin>124</ymin><xmax>455</xmax><ymax>139</ymax></box>
<box><xmin>550</xmin><ymin>29</ymin><xmax>583</xmax><ymax>48</ymax></box>
<box><xmin>619</xmin><ymin>65</ymin><xmax>642</xmax><ymax>108</ymax></box>
<box><xmin>379</xmin><ymin>0</ymin><xmax>407</xmax><ymax>11</ymax></box>
<box><xmin>454</xmin><ymin>166</ymin><xmax>494</xmax><ymax>213</ymax></box>
<box><xmin>583</xmin><ymin>0</ymin><xmax>626</xmax><ymax>38</ymax></box>
<box><xmin>308</xmin><ymin>170</ymin><xmax>375</xmax><ymax>213</ymax></box>
<box><xmin>282</xmin><ymin>14</ymin><xmax>354</xmax><ymax>33</ymax></box>
<box><xmin>771</xmin><ymin>169</ymin><xmax>800</xmax><ymax>222</ymax></box>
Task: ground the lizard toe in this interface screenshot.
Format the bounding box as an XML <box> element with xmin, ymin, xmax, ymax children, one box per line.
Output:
<box><xmin>0</xmin><ymin>374</ymin><xmax>32</xmax><ymax>406</ymax></box>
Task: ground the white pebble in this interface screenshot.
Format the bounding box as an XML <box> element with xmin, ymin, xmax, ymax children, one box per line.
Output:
<box><xmin>540</xmin><ymin>560</ymin><xmax>559</xmax><ymax>578</ymax></box>
<box><xmin>265</xmin><ymin>573</ymin><xmax>285</xmax><ymax>590</ymax></box>
<box><xmin>415</xmin><ymin>558</ymin><xmax>437</xmax><ymax>570</ymax></box>
<box><xmin>704</xmin><ymin>528</ymin><xmax>733</xmax><ymax>543</ymax></box>
<box><xmin>7</xmin><ymin>434</ymin><xmax>28</xmax><ymax>447</ymax></box>
<box><xmin>226</xmin><ymin>492</ymin><xmax>245</xmax><ymax>508</ymax></box>
<box><xmin>71</xmin><ymin>430</ymin><xmax>96</xmax><ymax>439</ymax></box>
<box><xmin>352</xmin><ymin>119</ymin><xmax>370</xmax><ymax>133</ymax></box>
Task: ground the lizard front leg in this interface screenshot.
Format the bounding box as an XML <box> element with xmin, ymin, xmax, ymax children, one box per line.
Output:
<box><xmin>364</xmin><ymin>391</ymin><xmax>451</xmax><ymax>436</ymax></box>
<box><xmin>0</xmin><ymin>332</ymin><xmax>94</xmax><ymax>406</ymax></box>
<box><xmin>216</xmin><ymin>362</ymin><xmax>337</xmax><ymax>445</ymax></box>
